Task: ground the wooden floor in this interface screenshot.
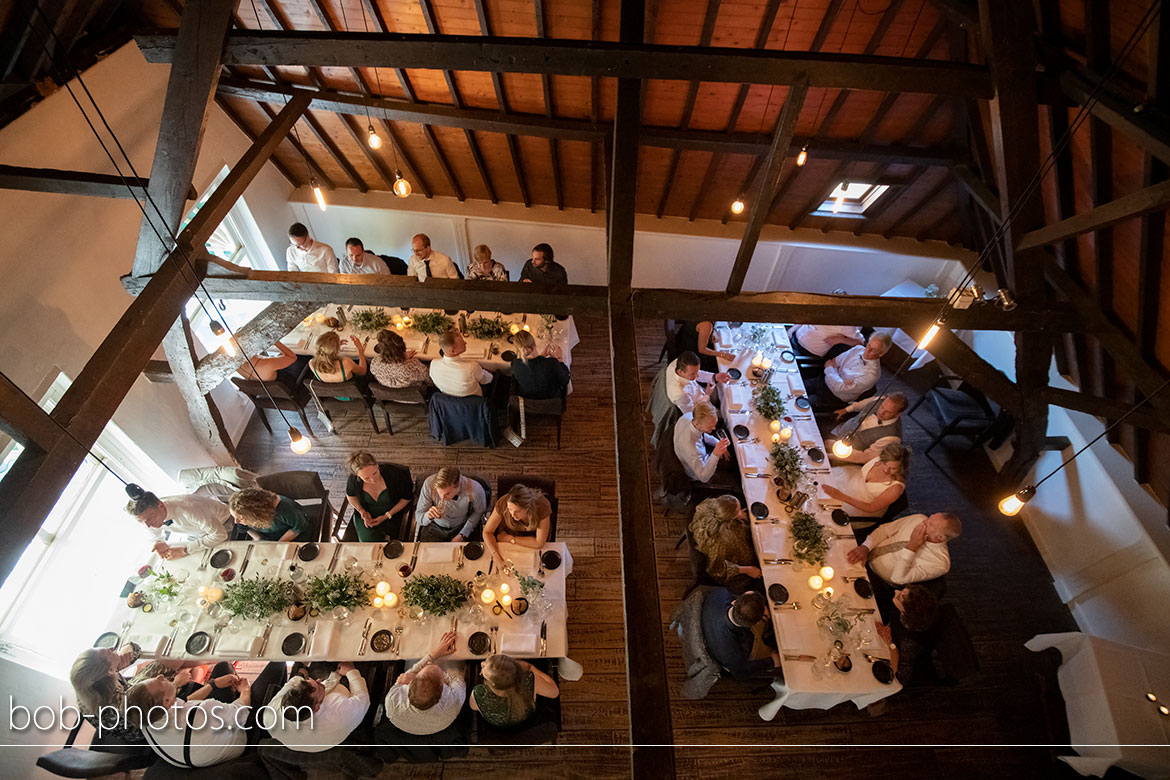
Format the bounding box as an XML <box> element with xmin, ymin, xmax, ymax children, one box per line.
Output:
<box><xmin>227</xmin><ymin>312</ymin><xmax>1097</xmax><ymax>779</ymax></box>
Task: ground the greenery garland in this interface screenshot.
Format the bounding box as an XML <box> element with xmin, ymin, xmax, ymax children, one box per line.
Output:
<box><xmin>410</xmin><ymin>311</ymin><xmax>455</xmax><ymax>336</ymax></box>
<box><xmin>304</xmin><ymin>572</ymin><xmax>373</xmax><ymax>613</ymax></box>
<box><xmin>144</xmin><ymin>568</ymin><xmax>181</xmax><ymax>603</ymax></box>
<box><xmin>221</xmin><ymin>577</ymin><xmax>298</xmax><ymax>620</ymax></box>
<box><xmin>753</xmin><ymin>383</ymin><xmax>787</xmax><ymax>421</ymax></box>
<box><xmin>517</xmin><ymin>573</ymin><xmax>545</xmax><ymax>597</ymax></box>
<box><xmin>400</xmin><ymin>573</ymin><xmax>469</xmax><ymax>616</ymax></box>
<box><xmin>349</xmin><ymin>308</ymin><xmax>392</xmax><ymax>333</ymax></box>
<box><xmin>747</xmin><ymin>325</ymin><xmax>773</xmax><ymax>348</ymax></box>
<box><xmin>770</xmin><ymin>442</ymin><xmax>804</xmax><ymax>491</ymax></box>
<box><xmin>790</xmin><ymin>511</ymin><xmax>830</xmax><ymax>567</ymax></box>
<box><xmin>465</xmin><ymin>315</ymin><xmax>510</xmax><ymax>340</ymax></box>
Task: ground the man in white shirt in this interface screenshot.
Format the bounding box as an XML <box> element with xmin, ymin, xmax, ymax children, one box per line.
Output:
<box><xmin>673</xmin><ymin>401</ymin><xmax>731</xmax><ymax>484</ymax></box>
<box><xmin>340</xmin><ymin>237</ymin><xmax>390</xmax><ymax>275</ymax></box>
<box><xmin>666</xmin><ymin>351</ymin><xmax>730</xmax><ymax>414</ymax></box>
<box><xmin>385</xmin><ymin>630</ymin><xmax>465</xmax><ymax>735</ymax></box>
<box><xmin>846</xmin><ymin>512</ymin><xmax>961</xmax><ymax>586</ymax></box>
<box><xmin>262</xmin><ymin>662</ymin><xmax>370</xmax><ymax>753</ymax></box>
<box><xmin>826</xmin><ymin>392</ymin><xmax>908</xmax><ymax>464</ymax></box>
<box><xmin>791</xmin><ymin>324</ymin><xmax>863</xmax><ymax>359</ymax></box>
<box><xmin>124</xmin><ymin>491</ymin><xmax>231</xmax><ymax>560</ymax></box>
<box><xmin>285</xmin><ymin>223</ymin><xmax>339</xmax><ymax>273</ymax></box>
<box><xmin>807</xmin><ymin>332</ymin><xmax>892</xmax><ymax>410</ymax></box>
<box><xmin>429</xmin><ymin>329</ymin><xmax>493</xmax><ymax>397</ymax></box>
<box><xmin>407</xmin><ymin>233</ymin><xmax>459</xmax><ymax>281</ymax></box>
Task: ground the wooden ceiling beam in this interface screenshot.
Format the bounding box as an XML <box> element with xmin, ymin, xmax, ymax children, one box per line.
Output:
<box><xmin>1057</xmin><ymin>64</ymin><xmax>1170</xmax><ymax>164</ymax></box>
<box><xmin>257</xmin><ymin>100</ymin><xmax>335</xmax><ymax>189</ymax></box>
<box><xmin>1040</xmin><ymin>387</ymin><xmax>1170</xmax><ymax>435</ymax></box>
<box><xmin>215</xmin><ymin>95</ymin><xmax>300</xmax><ymax>187</ymax></box>
<box><xmin>951</xmin><ymin>162</ymin><xmax>1002</xmax><ymax>222</ymax></box>
<box><xmin>1016</xmin><ymin>177</ymin><xmax>1170</xmax><ymax>252</ymax></box>
<box><xmin>194</xmin><ymin>301</ymin><xmax>323</xmax><ymax>394</ymax></box>
<box><xmin>0</xmin><ymin>372</ymin><xmax>61</xmax><ymax>452</ymax></box>
<box><xmin>473</xmin><ymin>0</ymin><xmax>529</xmax><ymax>207</ymax></box>
<box><xmin>925</xmin><ymin>328</ymin><xmax>1022</xmax><ymax>416</ymax></box>
<box><xmin>338</xmin><ymin>113</ymin><xmax>396</xmax><ymax>190</ymax></box>
<box><xmin>926</xmin><ymin>0</ymin><xmax>980</xmax><ymax>33</ymax></box>
<box><xmin>137</xmin><ymin>31</ymin><xmax>994</xmax><ymax>97</ymax></box>
<box><xmin>882</xmin><ymin>173</ymin><xmax>954</xmax><ymax>238</ymax></box>
<box><xmin>0</xmin><ymin>164</ymin><xmax>199</xmax><ymax>200</ymax></box>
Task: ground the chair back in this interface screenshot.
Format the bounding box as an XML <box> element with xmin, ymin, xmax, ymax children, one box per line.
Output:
<box><xmin>231</xmin><ymin>375</ymin><xmax>296</xmax><ymax>400</ymax></box>
<box><xmin>256</xmin><ymin>470</ymin><xmax>332</xmax><ymax>542</ymax></box>
<box><xmin>663</xmin><ymin>319</ymin><xmax>681</xmax><ymax>362</ymax></box>
<box><xmin>369</xmin><ymin>382</ymin><xmax>428</xmax><ymax>405</ymax></box>
<box><xmin>427</xmin><ymin>392</ymin><xmax>496</xmax><ymax>447</ymax></box>
<box><xmin>668</xmin><ymin>586</ymin><xmax>722</xmax><ymax>699</ymax></box>
<box><xmin>308</xmin><ymin>378</ymin><xmax>367</xmax><ymax>400</ymax></box>
<box><xmin>932</xmin><ymin>603</ymin><xmax>980</xmax><ymax>682</ymax></box>
<box><xmin>496</xmin><ymin>475</ymin><xmax>557</xmax><ymax>542</ymax></box>
<box><xmin>647</xmin><ymin>364</ymin><xmax>682</xmax><ymax>447</ymax></box>
<box><xmin>654</xmin><ymin>426</ymin><xmax>692</xmax><ymax>500</ymax></box>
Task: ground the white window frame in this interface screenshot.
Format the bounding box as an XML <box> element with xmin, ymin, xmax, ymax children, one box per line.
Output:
<box><xmin>812</xmin><ymin>181</ymin><xmax>891</xmax><ymax>218</ymax></box>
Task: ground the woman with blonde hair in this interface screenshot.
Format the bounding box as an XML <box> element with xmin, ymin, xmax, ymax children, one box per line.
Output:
<box><xmin>70</xmin><ymin>646</ymin><xmax>190</xmax><ymax>744</ymax></box>
<box><xmin>310</xmin><ymin>330</ymin><xmax>368</xmax><ymax>384</ymax></box>
<box><xmin>467</xmin><ymin>244</ymin><xmax>509</xmax><ymax>281</ymax></box>
<box><xmin>510</xmin><ymin>330</ymin><xmax>570</xmax><ymax>400</ymax></box>
<box><xmin>470</xmin><ymin>654</ymin><xmax>559</xmax><ymax>728</ymax></box>
<box><xmin>823</xmin><ymin>441</ymin><xmax>909</xmax><ymax>519</ymax></box>
<box><xmin>689</xmin><ymin>494</ymin><xmax>762</xmax><ymax>587</ymax></box>
<box><xmin>482</xmin><ymin>483</ymin><xmax>552</xmax><ymax>567</ymax></box>
<box><xmin>343</xmin><ymin>451</ymin><xmax>412</xmax><ymax>542</ymax></box>
<box><xmin>369</xmin><ymin>329</ymin><xmax>430</xmax><ymax>389</ymax></box>
<box><xmin>229</xmin><ymin>487</ymin><xmax>316</xmax><ymax>542</ymax></box>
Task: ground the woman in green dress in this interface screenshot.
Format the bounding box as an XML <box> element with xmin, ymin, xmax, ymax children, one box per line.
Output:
<box><xmin>470</xmin><ymin>654</ymin><xmax>559</xmax><ymax>728</ymax></box>
<box><xmin>228</xmin><ymin>487</ymin><xmax>317</xmax><ymax>542</ymax></box>
<box><xmin>344</xmin><ymin>451</ymin><xmax>412</xmax><ymax>542</ymax></box>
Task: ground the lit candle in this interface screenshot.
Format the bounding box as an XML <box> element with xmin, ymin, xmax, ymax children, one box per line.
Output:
<box><xmin>375</xmin><ymin>581</ymin><xmax>390</xmax><ymax>596</ymax></box>
<box><xmin>395</xmin><ymin>321</ymin><xmax>404</xmax><ymax>330</ymax></box>
<box><xmin>808</xmin><ymin>575</ymin><xmax>823</xmax><ymax>590</ymax></box>
<box><xmin>373</xmin><ymin>596</ymin><xmax>384</xmax><ymax>608</ymax></box>
<box><xmin>501</xmin><ymin>594</ymin><xmax>512</xmax><ymax>606</ymax></box>
<box><xmin>751</xmin><ymin>352</ymin><xmax>763</xmax><ymax>367</ymax></box>
<box><xmin>385</xmin><ymin>592</ymin><xmax>398</xmax><ymax>608</ymax></box>
<box><xmin>822</xmin><ymin>586</ymin><xmax>834</xmax><ymax>598</ymax></box>
<box><xmin>509</xmin><ymin>323</ymin><xmax>520</xmax><ymax>335</ymax></box>
<box><xmin>761</xmin><ymin>357</ymin><xmax>773</xmax><ymax>369</ymax></box>
<box><xmin>769</xmin><ymin>420</ymin><xmax>782</xmax><ymax>433</ymax></box>
<box><xmin>315</xmin><ymin>313</ymin><xmax>326</xmax><ymax>323</ymax></box>
<box><xmin>772</xmin><ymin>432</ymin><xmax>781</xmax><ymax>443</ymax></box>
<box><xmin>819</xmin><ymin>566</ymin><xmax>835</xmax><ymax>581</ymax></box>
<box><xmin>402</xmin><ymin>316</ymin><xmax>413</xmax><ymax>326</ymax></box>
<box><xmin>206</xmin><ymin>587</ymin><xmax>223</xmax><ymax>603</ymax></box>
<box><xmin>198</xmin><ymin>586</ymin><xmax>206</xmax><ymax>595</ymax></box>
<box><xmin>522</xmin><ymin>324</ymin><xmax>530</xmax><ymax>332</ymax></box>
<box><xmin>499</xmin><ymin>583</ymin><xmax>510</xmax><ymax>595</ymax></box>
<box><xmin>1160</xmin><ymin>705</ymin><xmax>1169</xmax><ymax>716</ymax></box>
<box><xmin>780</xmin><ymin>425</ymin><xmax>793</xmax><ymax>441</ymax></box>
<box><xmin>480</xmin><ymin>588</ymin><xmax>495</xmax><ymax>604</ymax></box>
<box><xmin>1147</xmin><ymin>692</ymin><xmax>1159</xmax><ymax>702</ymax></box>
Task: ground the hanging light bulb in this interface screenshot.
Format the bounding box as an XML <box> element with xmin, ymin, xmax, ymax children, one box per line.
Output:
<box><xmin>208</xmin><ymin>321</ymin><xmax>236</xmax><ymax>356</ymax></box>
<box><xmin>311</xmin><ymin>177</ymin><xmax>327</xmax><ymax>211</ymax></box>
<box><xmin>796</xmin><ymin>146</ymin><xmax>808</xmax><ymax>167</ymax></box>
<box><xmin>998</xmin><ymin>485</ymin><xmax>1035</xmax><ymax>516</ymax></box>
<box><xmin>996</xmin><ymin>288</ymin><xmax>1018</xmax><ymax>311</ymax></box>
<box><xmin>392</xmin><ymin>170</ymin><xmax>412</xmax><ymax>198</ymax></box>
<box><xmin>917</xmin><ymin>319</ymin><xmax>945</xmax><ymax>350</ymax></box>
<box><xmin>288</xmin><ymin>427</ymin><xmax>311</xmax><ymax>454</ymax></box>
<box><xmin>367</xmin><ymin>124</ymin><xmax>382</xmax><ymax>149</ymax></box>
<box><xmin>731</xmin><ymin>196</ymin><xmax>745</xmax><ymax>215</ymax></box>
<box><xmin>832</xmin><ymin>438</ymin><xmax>854</xmax><ymax>459</ymax></box>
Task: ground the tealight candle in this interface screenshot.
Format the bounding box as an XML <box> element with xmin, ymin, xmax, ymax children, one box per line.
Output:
<box><xmin>819</xmin><ymin>566</ymin><xmax>835</xmax><ymax>581</ymax></box>
<box><xmin>198</xmin><ymin>586</ymin><xmax>206</xmax><ymax>595</ymax></box>
<box><xmin>402</xmin><ymin>316</ymin><xmax>413</xmax><ymax>326</ymax></box>
<box><xmin>808</xmin><ymin>575</ymin><xmax>824</xmax><ymax>590</ymax></box>
<box><xmin>522</xmin><ymin>324</ymin><xmax>530</xmax><ymax>332</ymax></box>
<box><xmin>396</xmin><ymin>321</ymin><xmax>404</xmax><ymax>330</ymax></box>
<box><xmin>769</xmin><ymin>419</ymin><xmax>782</xmax><ymax>433</ymax></box>
<box><xmin>780</xmin><ymin>425</ymin><xmax>793</xmax><ymax>441</ymax></box>
<box><xmin>315</xmin><ymin>313</ymin><xmax>326</xmax><ymax>323</ymax></box>
<box><xmin>375</xmin><ymin>581</ymin><xmax>390</xmax><ymax>596</ymax></box>
<box><xmin>206</xmin><ymin>587</ymin><xmax>223</xmax><ymax>603</ymax></box>
<box><xmin>501</xmin><ymin>594</ymin><xmax>512</xmax><ymax>606</ymax></box>
<box><xmin>761</xmin><ymin>357</ymin><xmax>773</xmax><ymax>369</ymax></box>
<box><xmin>822</xmin><ymin>586</ymin><xmax>834</xmax><ymax>598</ymax></box>
<box><xmin>480</xmin><ymin>588</ymin><xmax>495</xmax><ymax>604</ymax></box>
<box><xmin>771</xmin><ymin>432</ymin><xmax>781</xmax><ymax>443</ymax></box>
<box><xmin>373</xmin><ymin>596</ymin><xmax>384</xmax><ymax>609</ymax></box>
<box><xmin>751</xmin><ymin>353</ymin><xmax>764</xmax><ymax>367</ymax></box>
<box><xmin>510</xmin><ymin>323</ymin><xmax>520</xmax><ymax>335</ymax></box>
<box><xmin>499</xmin><ymin>583</ymin><xmax>510</xmax><ymax>595</ymax></box>
<box><xmin>385</xmin><ymin>592</ymin><xmax>398</xmax><ymax>608</ymax></box>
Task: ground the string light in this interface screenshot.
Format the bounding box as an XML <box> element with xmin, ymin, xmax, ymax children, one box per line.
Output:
<box><xmin>288</xmin><ymin>427</ymin><xmax>311</xmax><ymax>454</ymax></box>
<box><xmin>832</xmin><ymin>438</ymin><xmax>854</xmax><ymax>459</ymax></box>
<box><xmin>917</xmin><ymin>319</ymin><xmax>944</xmax><ymax>350</ymax></box>
<box><xmin>796</xmin><ymin>145</ymin><xmax>808</xmax><ymax>166</ymax></box>
<box><xmin>367</xmin><ymin>124</ymin><xmax>382</xmax><ymax>149</ymax></box>
<box><xmin>312</xmin><ymin>176</ymin><xmax>327</xmax><ymax>211</ymax></box>
<box><xmin>731</xmin><ymin>196</ymin><xmax>745</xmax><ymax>215</ymax></box>
<box><xmin>392</xmin><ymin>170</ymin><xmax>412</xmax><ymax>198</ymax></box>
<box><xmin>208</xmin><ymin>321</ymin><xmax>236</xmax><ymax>356</ymax></box>
<box><xmin>997</xmin><ymin>486</ymin><xmax>1035</xmax><ymax>516</ymax></box>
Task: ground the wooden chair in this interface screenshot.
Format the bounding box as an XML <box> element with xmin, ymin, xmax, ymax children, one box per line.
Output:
<box><xmin>658</xmin><ymin>319</ymin><xmax>680</xmax><ymax>363</ymax></box>
<box><xmin>668</xmin><ymin>585</ymin><xmax>723</xmax><ymax>699</ymax></box>
<box><xmin>405</xmin><ymin>472</ymin><xmax>492</xmax><ymax>541</ymax></box>
<box><xmin>368</xmin><ymin>382</ymin><xmax>429</xmax><ymax>435</ymax></box>
<box><xmin>255</xmin><ymin>470</ymin><xmax>334</xmax><ymax>542</ymax></box>
<box><xmin>35</xmin><ymin>720</ymin><xmax>156</xmax><ymax>778</ymax></box>
<box><xmin>473</xmin><ymin>659</ymin><xmax>562</xmax><ymax>745</ymax></box>
<box><xmin>496</xmin><ymin>475</ymin><xmax>558</xmax><ymax>542</ymax></box>
<box><xmin>331</xmin><ymin>462</ymin><xmax>413</xmax><ymax>542</ymax></box>
<box><xmin>230</xmin><ymin>363</ymin><xmax>313</xmax><ymax>437</ymax></box>
<box><xmin>507</xmin><ymin>377</ymin><xmax>566</xmax><ymax>449</ymax></box>
<box><xmin>909</xmin><ymin>376</ymin><xmax>1004</xmax><ymax>454</ymax></box>
<box><xmin>428</xmin><ymin>392</ymin><xmax>497</xmax><ymax>447</ymax></box>
<box><xmin>304</xmin><ymin>376</ymin><xmax>379</xmax><ymax>434</ymax></box>
<box><xmin>371</xmin><ymin>661</ymin><xmax>473</xmax><ymax>761</ymax></box>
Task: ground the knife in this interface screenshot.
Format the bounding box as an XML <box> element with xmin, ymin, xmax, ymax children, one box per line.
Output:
<box><xmin>210</xmin><ymin>625</ymin><xmax>224</xmax><ymax>654</ymax></box>
<box><xmin>257</xmin><ymin>622</ymin><xmax>273</xmax><ymax>656</ymax></box>
<box><xmin>239</xmin><ymin>544</ymin><xmax>254</xmax><ymax>577</ymax></box>
<box><xmin>327</xmin><ymin>544</ymin><xmax>342</xmax><ymax>572</ymax></box>
<box><xmin>762</xmin><ymin>558</ymin><xmax>794</xmax><ymax>565</ymax></box>
<box><xmin>539</xmin><ymin>621</ymin><xmax>547</xmax><ymax>657</ymax></box>
<box><xmin>783</xmin><ymin>654</ymin><xmax>818</xmax><ymax>662</ymax></box>
<box><xmin>357</xmin><ymin>618</ymin><xmax>372</xmax><ymax>656</ymax></box>
<box><xmin>305</xmin><ymin>623</ymin><xmax>317</xmax><ymax>656</ymax></box>
<box><xmin>408</xmin><ymin>538</ymin><xmax>420</xmax><ymax>574</ymax></box>
<box><xmin>455</xmin><ymin>544</ymin><xmax>465</xmax><ymax>570</ymax></box>
<box><xmin>162</xmin><ymin>625</ymin><xmax>180</xmax><ymax>657</ymax></box>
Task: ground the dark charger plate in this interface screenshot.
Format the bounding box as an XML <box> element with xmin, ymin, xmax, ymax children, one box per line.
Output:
<box><xmin>468</xmin><ymin>631</ymin><xmax>490</xmax><ymax>655</ymax></box>
<box><xmin>370</xmin><ymin>630</ymin><xmax>394</xmax><ymax>653</ymax></box>
<box><xmin>282</xmin><ymin>632</ymin><xmax>306</xmax><ymax>656</ymax></box>
<box><xmin>733</xmin><ymin>424</ymin><xmax>751</xmax><ymax>440</ymax></box>
<box><xmin>807</xmin><ymin>447</ymin><xmax>825</xmax><ymax>463</ymax></box>
<box><xmin>500</xmin><ymin>350</ymin><xmax>517</xmax><ymax>362</ymax></box>
<box><xmin>185</xmin><ymin>631</ymin><xmax>211</xmax><ymax>655</ymax></box>
<box><xmin>872</xmin><ymin>659</ymin><xmax>894</xmax><ymax>684</ymax></box>
<box><xmin>209</xmin><ymin>549</ymin><xmax>232</xmax><ymax>569</ymax></box>
<box><xmin>750</xmin><ymin>501</ymin><xmax>770</xmax><ymax>519</ymax></box>
<box><xmin>727</xmin><ymin>367</ymin><xmax>742</xmax><ymax>380</ymax></box>
<box><xmin>794</xmin><ymin>396</ymin><xmax>811</xmax><ymax>411</ymax></box>
<box><xmin>383</xmin><ymin>540</ymin><xmax>404</xmax><ymax>559</ymax></box>
<box><xmin>463</xmin><ymin>542</ymin><xmax>485</xmax><ymax>561</ymax></box>
<box><xmin>297</xmin><ymin>543</ymin><xmax>319</xmax><ymax>562</ymax></box>
<box><xmin>831</xmin><ymin>508</ymin><xmax>851</xmax><ymax>526</ymax></box>
<box><xmin>93</xmin><ymin>632</ymin><xmax>119</xmax><ymax>649</ymax></box>
<box><xmin>767</xmin><ymin>583</ymin><xmax>789</xmax><ymax>604</ymax></box>
<box><xmin>853</xmin><ymin>578</ymin><xmax>874</xmax><ymax>599</ymax></box>
<box><xmin>540</xmin><ymin>549</ymin><xmax>562</xmax><ymax>570</ymax></box>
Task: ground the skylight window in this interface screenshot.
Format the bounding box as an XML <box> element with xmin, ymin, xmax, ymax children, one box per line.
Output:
<box><xmin>812</xmin><ymin>181</ymin><xmax>890</xmax><ymax>218</ymax></box>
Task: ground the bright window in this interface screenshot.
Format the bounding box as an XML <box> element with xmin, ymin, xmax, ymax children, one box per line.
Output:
<box><xmin>813</xmin><ymin>181</ymin><xmax>890</xmax><ymax>218</ymax></box>
<box><xmin>0</xmin><ymin>374</ymin><xmax>178</xmax><ymax>679</ymax></box>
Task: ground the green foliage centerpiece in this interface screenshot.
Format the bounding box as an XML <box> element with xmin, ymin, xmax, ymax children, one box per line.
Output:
<box><xmin>465</xmin><ymin>315</ymin><xmax>510</xmax><ymax>340</ymax></box>
<box><xmin>410</xmin><ymin>311</ymin><xmax>455</xmax><ymax>336</ymax></box>
<box><xmin>400</xmin><ymin>573</ymin><xmax>469</xmax><ymax>616</ymax></box>
<box><xmin>753</xmin><ymin>383</ymin><xmax>786</xmax><ymax>421</ymax></box>
<box><xmin>770</xmin><ymin>441</ymin><xmax>804</xmax><ymax>492</ymax></box>
<box><xmin>816</xmin><ymin>597</ymin><xmax>858</xmax><ymax>637</ymax></box>
<box><xmin>790</xmin><ymin>511</ymin><xmax>830</xmax><ymax>567</ymax></box>
<box><xmin>517</xmin><ymin>573</ymin><xmax>545</xmax><ymax>597</ymax></box>
<box><xmin>349</xmin><ymin>308</ymin><xmax>392</xmax><ymax>333</ymax></box>
<box><xmin>747</xmin><ymin>324</ymin><xmax>772</xmax><ymax>348</ymax></box>
<box><xmin>144</xmin><ymin>568</ymin><xmax>181</xmax><ymax>603</ymax></box>
<box><xmin>221</xmin><ymin>577</ymin><xmax>298</xmax><ymax>620</ymax></box>
<box><xmin>304</xmin><ymin>572</ymin><xmax>373</xmax><ymax>613</ymax></box>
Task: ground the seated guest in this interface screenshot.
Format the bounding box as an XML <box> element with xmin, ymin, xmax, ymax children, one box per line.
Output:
<box><xmin>263</xmin><ymin>662</ymin><xmax>369</xmax><ymax>752</ymax></box>
<box><xmin>483</xmin><ymin>484</ymin><xmax>552</xmax><ymax>567</ymax></box>
<box><xmin>827</xmin><ymin>393</ymin><xmax>909</xmax><ymax>465</ymax></box>
<box><xmin>124</xmin><ymin>487</ymin><xmax>230</xmax><ymax>560</ymax></box>
<box><xmin>310</xmin><ymin>331</ymin><xmax>367</xmax><ymax>386</ymax></box>
<box><xmin>875</xmin><ymin>584</ymin><xmax>942</xmax><ymax>686</ymax></box>
<box><xmin>370</xmin><ymin>329</ymin><xmax>430</xmax><ymax>389</ymax></box>
<box><xmin>519</xmin><ymin>242</ymin><xmax>568</xmax><ymax>284</ymax></box>
<box><xmin>385</xmin><ymin>630</ymin><xmax>465</xmax><ymax>735</ymax></box>
<box><xmin>379</xmin><ymin>253</ymin><xmax>409</xmax><ymax>275</ymax></box>
<box><xmin>470</xmin><ymin>654</ymin><xmax>559</xmax><ymax>728</ymax></box>
<box><xmin>673</xmin><ymin>401</ymin><xmax>731</xmax><ymax>484</ymax></box>
<box><xmin>805</xmin><ymin>332</ymin><xmax>892</xmax><ymax>409</ymax></box>
<box><xmin>286</xmin><ymin>223</ymin><xmax>338</xmax><ymax>273</ymax></box>
<box><xmin>700</xmin><ymin>589</ymin><xmax>780</xmax><ymax>679</ymax></box>
<box><xmin>71</xmin><ymin>646</ymin><xmax>190</xmax><ymax>744</ymax></box>
<box><xmin>510</xmin><ymin>330</ymin><xmax>570</xmax><ymax>399</ymax></box>
<box><xmin>429</xmin><ymin>328</ymin><xmax>493</xmax><ymax>397</ymax></box>
<box><xmin>229</xmin><ymin>487</ymin><xmax>317</xmax><ymax>542</ymax></box>
<box><xmin>468</xmin><ymin>244</ymin><xmax>509</xmax><ymax>281</ymax></box>
<box><xmin>689</xmin><ymin>495</ymin><xmax>761</xmax><ymax>587</ymax></box>
<box><xmin>236</xmin><ymin>341</ymin><xmax>301</xmax><ymax>383</ymax></box>
<box><xmin>407</xmin><ymin>233</ymin><xmax>459</xmax><ymax>280</ymax></box>
<box><xmin>340</xmin><ymin>237</ymin><xmax>391</xmax><ymax>275</ymax></box>
<box><xmin>790</xmin><ymin>323</ymin><xmax>863</xmax><ymax>360</ymax></box>
<box><xmin>675</xmin><ymin>320</ymin><xmax>734</xmax><ymax>374</ymax></box>
<box><xmin>666</xmin><ymin>351</ymin><xmax>729</xmax><ymax>414</ymax></box>
<box><xmin>127</xmin><ymin>664</ymin><xmax>283</xmax><ymax>767</ymax></box>
<box><xmin>822</xmin><ymin>442</ymin><xmax>908</xmax><ymax>519</ymax></box>
<box><xmin>344</xmin><ymin>452</ymin><xmax>412</xmax><ymax>542</ymax></box>
<box><xmin>846</xmin><ymin>511</ymin><xmax>962</xmax><ymax>586</ymax></box>
<box><xmin>414</xmin><ymin>467</ymin><xmax>488</xmax><ymax>542</ymax></box>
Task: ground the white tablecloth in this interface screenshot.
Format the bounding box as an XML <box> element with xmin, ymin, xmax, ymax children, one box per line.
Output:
<box><xmin>1026</xmin><ymin>632</ymin><xmax>1170</xmax><ymax>779</ymax></box>
<box><xmin>716</xmin><ymin>322</ymin><xmax>901</xmax><ymax>711</ymax></box>
<box><xmin>110</xmin><ymin>541</ymin><xmax>572</xmax><ymax>662</ymax></box>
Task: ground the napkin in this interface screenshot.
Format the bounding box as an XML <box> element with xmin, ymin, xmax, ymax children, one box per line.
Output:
<box><xmin>419</xmin><ymin>546</ymin><xmax>456</xmax><ymax>564</ymax></box>
<box><xmin>126</xmin><ymin>633</ymin><xmax>167</xmax><ymax>656</ymax></box>
<box><xmin>795</xmin><ymin>420</ymin><xmax>818</xmax><ymax>448</ymax></box>
<box><xmin>499</xmin><ymin>633</ymin><xmax>539</xmax><ymax>655</ymax></box>
<box><xmin>281</xmin><ymin>544</ymin><xmax>299</xmax><ymax>561</ymax></box>
<box><xmin>500</xmin><ymin>546</ymin><xmax>538</xmax><ymax>570</ymax></box>
<box><xmin>345</xmin><ymin>544</ymin><xmax>379</xmax><ymax>561</ymax></box>
<box><xmin>786</xmin><ymin>375</ymin><xmax>804</xmax><ymax>396</ymax></box>
<box><xmin>309</xmin><ymin>620</ymin><xmax>340</xmax><ymax>657</ymax></box>
<box><xmin>740</xmin><ymin>444</ymin><xmax>769</xmax><ymax>471</ymax></box>
<box><xmin>772</xmin><ymin>328</ymin><xmax>788</xmax><ymax>347</ymax></box>
<box><xmin>727</xmin><ymin>385</ymin><xmax>753</xmax><ymax>411</ymax></box>
<box><xmin>756</xmin><ymin>526</ymin><xmax>787</xmax><ymax>559</ymax></box>
<box><xmin>714</xmin><ymin>329</ymin><xmax>730</xmax><ymax>349</ymax></box>
<box><xmin>215</xmin><ymin>632</ymin><xmax>261</xmax><ymax>658</ymax></box>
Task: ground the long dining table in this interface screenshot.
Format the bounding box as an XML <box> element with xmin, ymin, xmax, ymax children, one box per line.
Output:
<box><xmin>108</xmin><ymin>541</ymin><xmax>572</xmax><ymax>663</ymax></box>
<box><xmin>714</xmin><ymin>322</ymin><xmax>902</xmax><ymax>713</ymax></box>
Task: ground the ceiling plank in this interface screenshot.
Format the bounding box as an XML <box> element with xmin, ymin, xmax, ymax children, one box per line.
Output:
<box><xmin>298</xmin><ymin>110</ymin><xmax>368</xmax><ymax>191</ymax></box>
<box><xmin>257</xmin><ymin>100</ymin><xmax>335</xmax><ymax>189</ymax></box>
<box><xmin>882</xmin><ymin>172</ymin><xmax>953</xmax><ymax>238</ymax></box>
<box><xmin>338</xmin><ymin>113</ymin><xmax>396</xmax><ymax>190</ymax></box>
<box><xmin>473</xmin><ymin>0</ymin><xmax>529</xmax><ymax>206</ymax></box>
<box><xmin>215</xmin><ymin>95</ymin><xmax>300</xmax><ymax>186</ymax></box>
<box><xmin>136</xmin><ymin>31</ymin><xmax>995</xmax><ymax>97</ymax></box>
<box><xmin>925</xmin><ymin>0</ymin><xmax>980</xmax><ymax>32</ymax></box>
<box><xmin>534</xmin><ymin>0</ymin><xmax>563</xmax><ymax>209</ymax></box>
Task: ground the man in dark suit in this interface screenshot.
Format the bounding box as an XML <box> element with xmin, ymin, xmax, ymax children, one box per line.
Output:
<box><xmin>700</xmin><ymin>588</ymin><xmax>780</xmax><ymax>679</ymax></box>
